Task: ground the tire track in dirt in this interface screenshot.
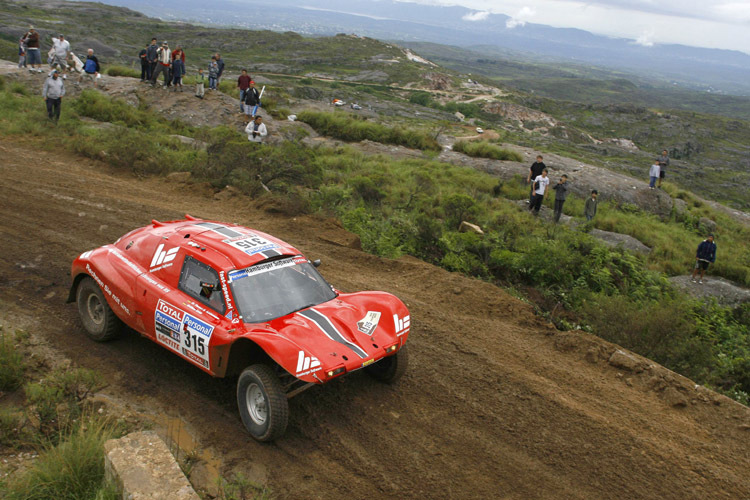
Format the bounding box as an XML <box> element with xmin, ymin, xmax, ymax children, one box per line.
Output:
<box><xmin>1</xmin><ymin>138</ymin><xmax>749</xmax><ymax>499</ymax></box>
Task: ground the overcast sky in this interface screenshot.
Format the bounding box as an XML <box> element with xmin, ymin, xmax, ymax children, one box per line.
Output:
<box><xmin>399</xmin><ymin>0</ymin><xmax>750</xmax><ymax>53</ymax></box>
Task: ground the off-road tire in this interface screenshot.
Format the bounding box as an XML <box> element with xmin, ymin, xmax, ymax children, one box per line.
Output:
<box><xmin>237</xmin><ymin>364</ymin><xmax>289</xmax><ymax>442</ymax></box>
<box><xmin>76</xmin><ymin>276</ymin><xmax>123</xmax><ymax>342</ymax></box>
<box><xmin>365</xmin><ymin>344</ymin><xmax>409</xmax><ymax>384</ymax></box>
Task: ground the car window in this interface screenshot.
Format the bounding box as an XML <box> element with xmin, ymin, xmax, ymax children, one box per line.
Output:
<box><xmin>178</xmin><ymin>255</ymin><xmax>226</xmax><ymax>315</ymax></box>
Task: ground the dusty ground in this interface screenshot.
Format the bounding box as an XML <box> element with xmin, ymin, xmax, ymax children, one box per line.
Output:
<box><xmin>1</xmin><ymin>137</ymin><xmax>750</xmax><ymax>499</ymax></box>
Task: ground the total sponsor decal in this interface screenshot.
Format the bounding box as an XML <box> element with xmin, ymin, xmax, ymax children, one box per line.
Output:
<box><xmin>229</xmin><ymin>258</ymin><xmax>296</xmax><ymax>282</ymax></box>
<box><xmin>296</xmin><ymin>350</ymin><xmax>321</xmax><ymax>377</ymax></box>
<box><xmin>154</xmin><ymin>300</ymin><xmax>214</xmax><ymax>369</ymax></box>
<box><xmin>357</xmin><ymin>311</ymin><xmax>381</xmax><ymax>336</ymax></box>
<box><xmin>85</xmin><ymin>264</ymin><xmax>131</xmax><ymax>316</ymax></box>
<box><xmin>394</xmin><ymin>313</ymin><xmax>410</xmax><ymax>337</ymax></box>
<box><xmin>149</xmin><ymin>243</ymin><xmax>179</xmax><ymax>272</ymax></box>
<box><xmin>222</xmin><ymin>233</ymin><xmax>278</xmax><ymax>256</ymax></box>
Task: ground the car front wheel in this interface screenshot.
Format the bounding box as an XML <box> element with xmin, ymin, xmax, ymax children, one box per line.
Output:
<box><xmin>76</xmin><ymin>276</ymin><xmax>122</xmax><ymax>342</ymax></box>
<box><xmin>365</xmin><ymin>344</ymin><xmax>409</xmax><ymax>384</ymax></box>
<box><xmin>237</xmin><ymin>364</ymin><xmax>289</xmax><ymax>442</ymax></box>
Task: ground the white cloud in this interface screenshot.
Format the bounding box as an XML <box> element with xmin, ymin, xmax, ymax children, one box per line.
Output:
<box><xmin>462</xmin><ymin>10</ymin><xmax>490</xmax><ymax>21</ymax></box>
<box><xmin>506</xmin><ymin>6</ymin><xmax>536</xmax><ymax>29</ymax></box>
<box><xmin>714</xmin><ymin>2</ymin><xmax>750</xmax><ymax>23</ymax></box>
<box><xmin>634</xmin><ymin>30</ymin><xmax>655</xmax><ymax>47</ymax></box>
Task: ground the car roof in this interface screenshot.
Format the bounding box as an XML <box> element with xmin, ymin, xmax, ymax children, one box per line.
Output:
<box><xmin>147</xmin><ymin>217</ymin><xmax>302</xmax><ymax>271</ymax></box>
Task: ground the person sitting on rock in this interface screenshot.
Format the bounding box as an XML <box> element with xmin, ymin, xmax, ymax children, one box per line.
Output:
<box><xmin>691</xmin><ymin>234</ymin><xmax>716</xmax><ymax>284</ymax></box>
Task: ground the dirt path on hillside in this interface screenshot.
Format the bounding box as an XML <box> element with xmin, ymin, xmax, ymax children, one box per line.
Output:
<box><xmin>1</xmin><ymin>139</ymin><xmax>749</xmax><ymax>499</ymax></box>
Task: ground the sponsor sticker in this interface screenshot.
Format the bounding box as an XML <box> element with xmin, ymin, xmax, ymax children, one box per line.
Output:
<box><xmin>295</xmin><ymin>350</ymin><xmax>321</xmax><ymax>376</ymax></box>
<box><xmin>85</xmin><ymin>263</ymin><xmax>131</xmax><ymax>316</ymax></box>
<box><xmin>357</xmin><ymin>311</ymin><xmax>381</xmax><ymax>336</ymax></box>
<box><xmin>149</xmin><ymin>243</ymin><xmax>179</xmax><ymax>272</ymax></box>
<box><xmin>394</xmin><ymin>313</ymin><xmax>411</xmax><ymax>337</ymax></box>
<box><xmin>362</xmin><ymin>358</ymin><xmax>376</xmax><ymax>368</ymax></box>
<box><xmin>222</xmin><ymin>233</ymin><xmax>279</xmax><ymax>255</ymax></box>
<box><xmin>154</xmin><ymin>299</ymin><xmax>214</xmax><ymax>369</ymax></box>
<box><xmin>228</xmin><ymin>258</ymin><xmax>296</xmax><ymax>282</ymax></box>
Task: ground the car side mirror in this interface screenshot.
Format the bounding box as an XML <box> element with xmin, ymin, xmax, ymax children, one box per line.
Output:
<box><xmin>312</xmin><ymin>259</ymin><xmax>321</xmax><ymax>268</ymax></box>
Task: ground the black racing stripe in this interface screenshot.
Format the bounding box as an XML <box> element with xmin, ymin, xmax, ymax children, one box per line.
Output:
<box><xmin>299</xmin><ymin>309</ymin><xmax>367</xmax><ymax>358</ymax></box>
<box><xmin>261</xmin><ymin>249</ymin><xmax>281</xmax><ymax>258</ymax></box>
<box><xmin>194</xmin><ymin>222</ymin><xmax>244</xmax><ymax>238</ymax></box>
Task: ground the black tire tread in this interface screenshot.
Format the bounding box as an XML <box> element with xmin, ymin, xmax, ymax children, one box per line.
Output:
<box><xmin>237</xmin><ymin>364</ymin><xmax>289</xmax><ymax>442</ymax></box>
<box><xmin>76</xmin><ymin>276</ymin><xmax>123</xmax><ymax>342</ymax></box>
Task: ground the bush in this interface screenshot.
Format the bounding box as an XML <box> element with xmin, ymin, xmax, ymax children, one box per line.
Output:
<box><xmin>0</xmin><ymin>407</ymin><xmax>29</xmax><ymax>447</ymax></box>
<box><xmin>106</xmin><ymin>65</ymin><xmax>140</xmax><ymax>78</ymax></box>
<box><xmin>2</xmin><ymin>416</ymin><xmax>120</xmax><ymax>500</ymax></box>
<box><xmin>409</xmin><ymin>91</ymin><xmax>432</xmax><ymax>106</ymax></box>
<box><xmin>452</xmin><ymin>140</ymin><xmax>523</xmax><ymax>161</ymax></box>
<box><xmin>297</xmin><ymin>110</ymin><xmax>441</xmax><ymax>151</ymax></box>
<box><xmin>0</xmin><ymin>329</ymin><xmax>25</xmax><ymax>391</ymax></box>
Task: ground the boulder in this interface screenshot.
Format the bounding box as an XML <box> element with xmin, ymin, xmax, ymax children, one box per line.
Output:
<box><xmin>104</xmin><ymin>431</ymin><xmax>200</xmax><ymax>500</ymax></box>
<box><xmin>699</xmin><ymin>217</ymin><xmax>717</xmax><ymax>234</ymax></box>
<box><xmin>608</xmin><ymin>349</ymin><xmax>645</xmax><ymax>372</ymax></box>
<box><xmin>590</xmin><ymin>229</ymin><xmax>651</xmax><ymax>254</ymax></box>
<box><xmin>673</xmin><ymin>198</ymin><xmax>688</xmax><ymax>220</ymax></box>
<box><xmin>668</xmin><ymin>276</ymin><xmax>750</xmax><ymax>306</ymax></box>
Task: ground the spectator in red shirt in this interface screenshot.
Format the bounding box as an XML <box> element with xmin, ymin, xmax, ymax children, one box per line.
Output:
<box><xmin>237</xmin><ymin>69</ymin><xmax>251</xmax><ymax>113</ymax></box>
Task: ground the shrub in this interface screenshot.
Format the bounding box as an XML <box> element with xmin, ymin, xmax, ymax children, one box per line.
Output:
<box><xmin>0</xmin><ymin>407</ymin><xmax>29</xmax><ymax>447</ymax></box>
<box><xmin>409</xmin><ymin>91</ymin><xmax>432</xmax><ymax>106</ymax></box>
<box><xmin>297</xmin><ymin>110</ymin><xmax>441</xmax><ymax>151</ymax></box>
<box><xmin>452</xmin><ymin>140</ymin><xmax>523</xmax><ymax>161</ymax></box>
<box><xmin>10</xmin><ymin>82</ymin><xmax>29</xmax><ymax>96</ymax></box>
<box><xmin>106</xmin><ymin>65</ymin><xmax>140</xmax><ymax>78</ymax></box>
<box><xmin>0</xmin><ymin>329</ymin><xmax>25</xmax><ymax>391</ymax></box>
<box><xmin>2</xmin><ymin>416</ymin><xmax>120</xmax><ymax>500</ymax></box>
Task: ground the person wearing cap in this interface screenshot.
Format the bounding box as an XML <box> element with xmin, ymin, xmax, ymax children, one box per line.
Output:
<box><xmin>150</xmin><ymin>41</ymin><xmax>171</xmax><ymax>88</ymax></box>
<box><xmin>691</xmin><ymin>234</ymin><xmax>717</xmax><ymax>284</ymax></box>
<box><xmin>245</xmin><ymin>115</ymin><xmax>267</xmax><ymax>143</ymax></box>
<box><xmin>51</xmin><ymin>34</ymin><xmax>70</xmax><ymax>74</ymax></box>
<box><xmin>237</xmin><ymin>69</ymin><xmax>251</xmax><ymax>113</ymax></box>
<box><xmin>243</xmin><ymin>80</ymin><xmax>261</xmax><ymax>122</ymax></box>
<box><xmin>24</xmin><ymin>26</ymin><xmax>41</xmax><ymax>71</ymax></box>
<box><xmin>42</xmin><ymin>69</ymin><xmax>65</xmax><ymax>122</ymax></box>
<box><xmin>584</xmin><ymin>189</ymin><xmax>598</xmax><ymax>221</ymax></box>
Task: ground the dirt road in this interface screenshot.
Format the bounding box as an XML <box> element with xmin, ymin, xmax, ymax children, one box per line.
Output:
<box><xmin>1</xmin><ymin>139</ymin><xmax>749</xmax><ymax>499</ymax></box>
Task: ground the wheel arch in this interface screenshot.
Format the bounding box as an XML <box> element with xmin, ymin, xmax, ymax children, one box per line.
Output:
<box><xmin>224</xmin><ymin>337</ymin><xmax>276</xmax><ymax>378</ymax></box>
<box><xmin>67</xmin><ymin>272</ymin><xmax>89</xmax><ymax>303</ymax></box>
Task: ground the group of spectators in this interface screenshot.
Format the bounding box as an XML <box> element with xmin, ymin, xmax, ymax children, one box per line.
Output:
<box><xmin>136</xmin><ymin>39</ymin><xmax>266</xmax><ymax>141</ymax></box>
<box><xmin>525</xmin><ymin>152</ymin><xmax>717</xmax><ymax>281</ymax></box>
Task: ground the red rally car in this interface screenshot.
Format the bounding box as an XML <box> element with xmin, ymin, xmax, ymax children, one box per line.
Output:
<box><xmin>68</xmin><ymin>216</ymin><xmax>410</xmax><ymax>441</ymax></box>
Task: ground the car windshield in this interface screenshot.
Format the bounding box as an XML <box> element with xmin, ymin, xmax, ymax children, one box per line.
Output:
<box><xmin>228</xmin><ymin>256</ymin><xmax>337</xmax><ymax>323</ymax></box>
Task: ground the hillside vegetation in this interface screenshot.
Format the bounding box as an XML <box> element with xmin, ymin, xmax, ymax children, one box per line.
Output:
<box><xmin>0</xmin><ymin>71</ymin><xmax>747</xmax><ymax>404</ymax></box>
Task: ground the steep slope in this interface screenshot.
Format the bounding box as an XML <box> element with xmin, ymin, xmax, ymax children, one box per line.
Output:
<box><xmin>1</xmin><ymin>138</ymin><xmax>748</xmax><ymax>499</ymax></box>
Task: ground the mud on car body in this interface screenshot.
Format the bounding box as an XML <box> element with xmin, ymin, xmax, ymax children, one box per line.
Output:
<box><xmin>68</xmin><ymin>216</ymin><xmax>410</xmax><ymax>441</ymax></box>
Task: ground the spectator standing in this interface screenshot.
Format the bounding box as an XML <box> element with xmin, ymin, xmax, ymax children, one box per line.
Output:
<box><xmin>146</xmin><ymin>38</ymin><xmax>158</xmax><ymax>82</ymax></box>
<box><xmin>80</xmin><ymin>49</ymin><xmax>100</xmax><ymax>87</ymax></box>
<box><xmin>648</xmin><ymin>159</ymin><xmax>660</xmax><ymax>189</ymax></box>
<box><xmin>528</xmin><ymin>168</ymin><xmax>549</xmax><ymax>215</ymax></box>
<box><xmin>42</xmin><ymin>69</ymin><xmax>65</xmax><ymax>122</ymax></box>
<box><xmin>243</xmin><ymin>80</ymin><xmax>261</xmax><ymax>122</ymax></box>
<box><xmin>150</xmin><ymin>41</ymin><xmax>171</xmax><ymax>88</ymax></box>
<box><xmin>237</xmin><ymin>69</ymin><xmax>251</xmax><ymax>113</ymax></box>
<box><xmin>584</xmin><ymin>190</ymin><xmax>598</xmax><ymax>221</ymax></box>
<box><xmin>138</xmin><ymin>44</ymin><xmax>149</xmax><ymax>81</ymax></box>
<box><xmin>551</xmin><ymin>174</ymin><xmax>569</xmax><ymax>223</ymax></box>
<box><xmin>215</xmin><ymin>53</ymin><xmax>225</xmax><ymax>85</ymax></box>
<box><xmin>208</xmin><ymin>56</ymin><xmax>219</xmax><ymax>90</ymax></box>
<box><xmin>657</xmin><ymin>149</ymin><xmax>670</xmax><ymax>188</ymax></box>
<box><xmin>171</xmin><ymin>45</ymin><xmax>185</xmax><ymax>91</ymax></box>
<box><xmin>195</xmin><ymin>67</ymin><xmax>205</xmax><ymax>99</ymax></box>
<box><xmin>245</xmin><ymin>115</ymin><xmax>267</xmax><ymax>143</ymax></box>
<box><xmin>527</xmin><ymin>155</ymin><xmax>546</xmax><ymax>204</ymax></box>
<box><xmin>691</xmin><ymin>235</ymin><xmax>717</xmax><ymax>284</ymax></box>
<box><xmin>51</xmin><ymin>35</ymin><xmax>70</xmax><ymax>74</ymax></box>
<box><xmin>24</xmin><ymin>26</ymin><xmax>41</xmax><ymax>72</ymax></box>
<box><xmin>18</xmin><ymin>37</ymin><xmax>26</xmax><ymax>68</ymax></box>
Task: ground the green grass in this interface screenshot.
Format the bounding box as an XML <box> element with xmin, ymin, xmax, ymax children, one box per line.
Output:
<box><xmin>452</xmin><ymin>140</ymin><xmax>523</xmax><ymax>161</ymax></box>
<box><xmin>297</xmin><ymin>110</ymin><xmax>441</xmax><ymax>151</ymax></box>
<box><xmin>2</xmin><ymin>416</ymin><xmax>121</xmax><ymax>500</ymax></box>
<box><xmin>105</xmin><ymin>65</ymin><xmax>140</xmax><ymax>78</ymax></box>
<box><xmin>0</xmin><ymin>328</ymin><xmax>25</xmax><ymax>391</ymax></box>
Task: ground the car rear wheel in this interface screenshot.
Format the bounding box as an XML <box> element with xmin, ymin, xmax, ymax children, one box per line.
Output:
<box><xmin>237</xmin><ymin>364</ymin><xmax>288</xmax><ymax>442</ymax></box>
<box><xmin>365</xmin><ymin>344</ymin><xmax>409</xmax><ymax>384</ymax></box>
<box><xmin>76</xmin><ymin>276</ymin><xmax>122</xmax><ymax>342</ymax></box>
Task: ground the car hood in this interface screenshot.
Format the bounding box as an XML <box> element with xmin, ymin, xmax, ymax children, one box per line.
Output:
<box><xmin>258</xmin><ymin>292</ymin><xmax>409</xmax><ymax>379</ymax></box>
